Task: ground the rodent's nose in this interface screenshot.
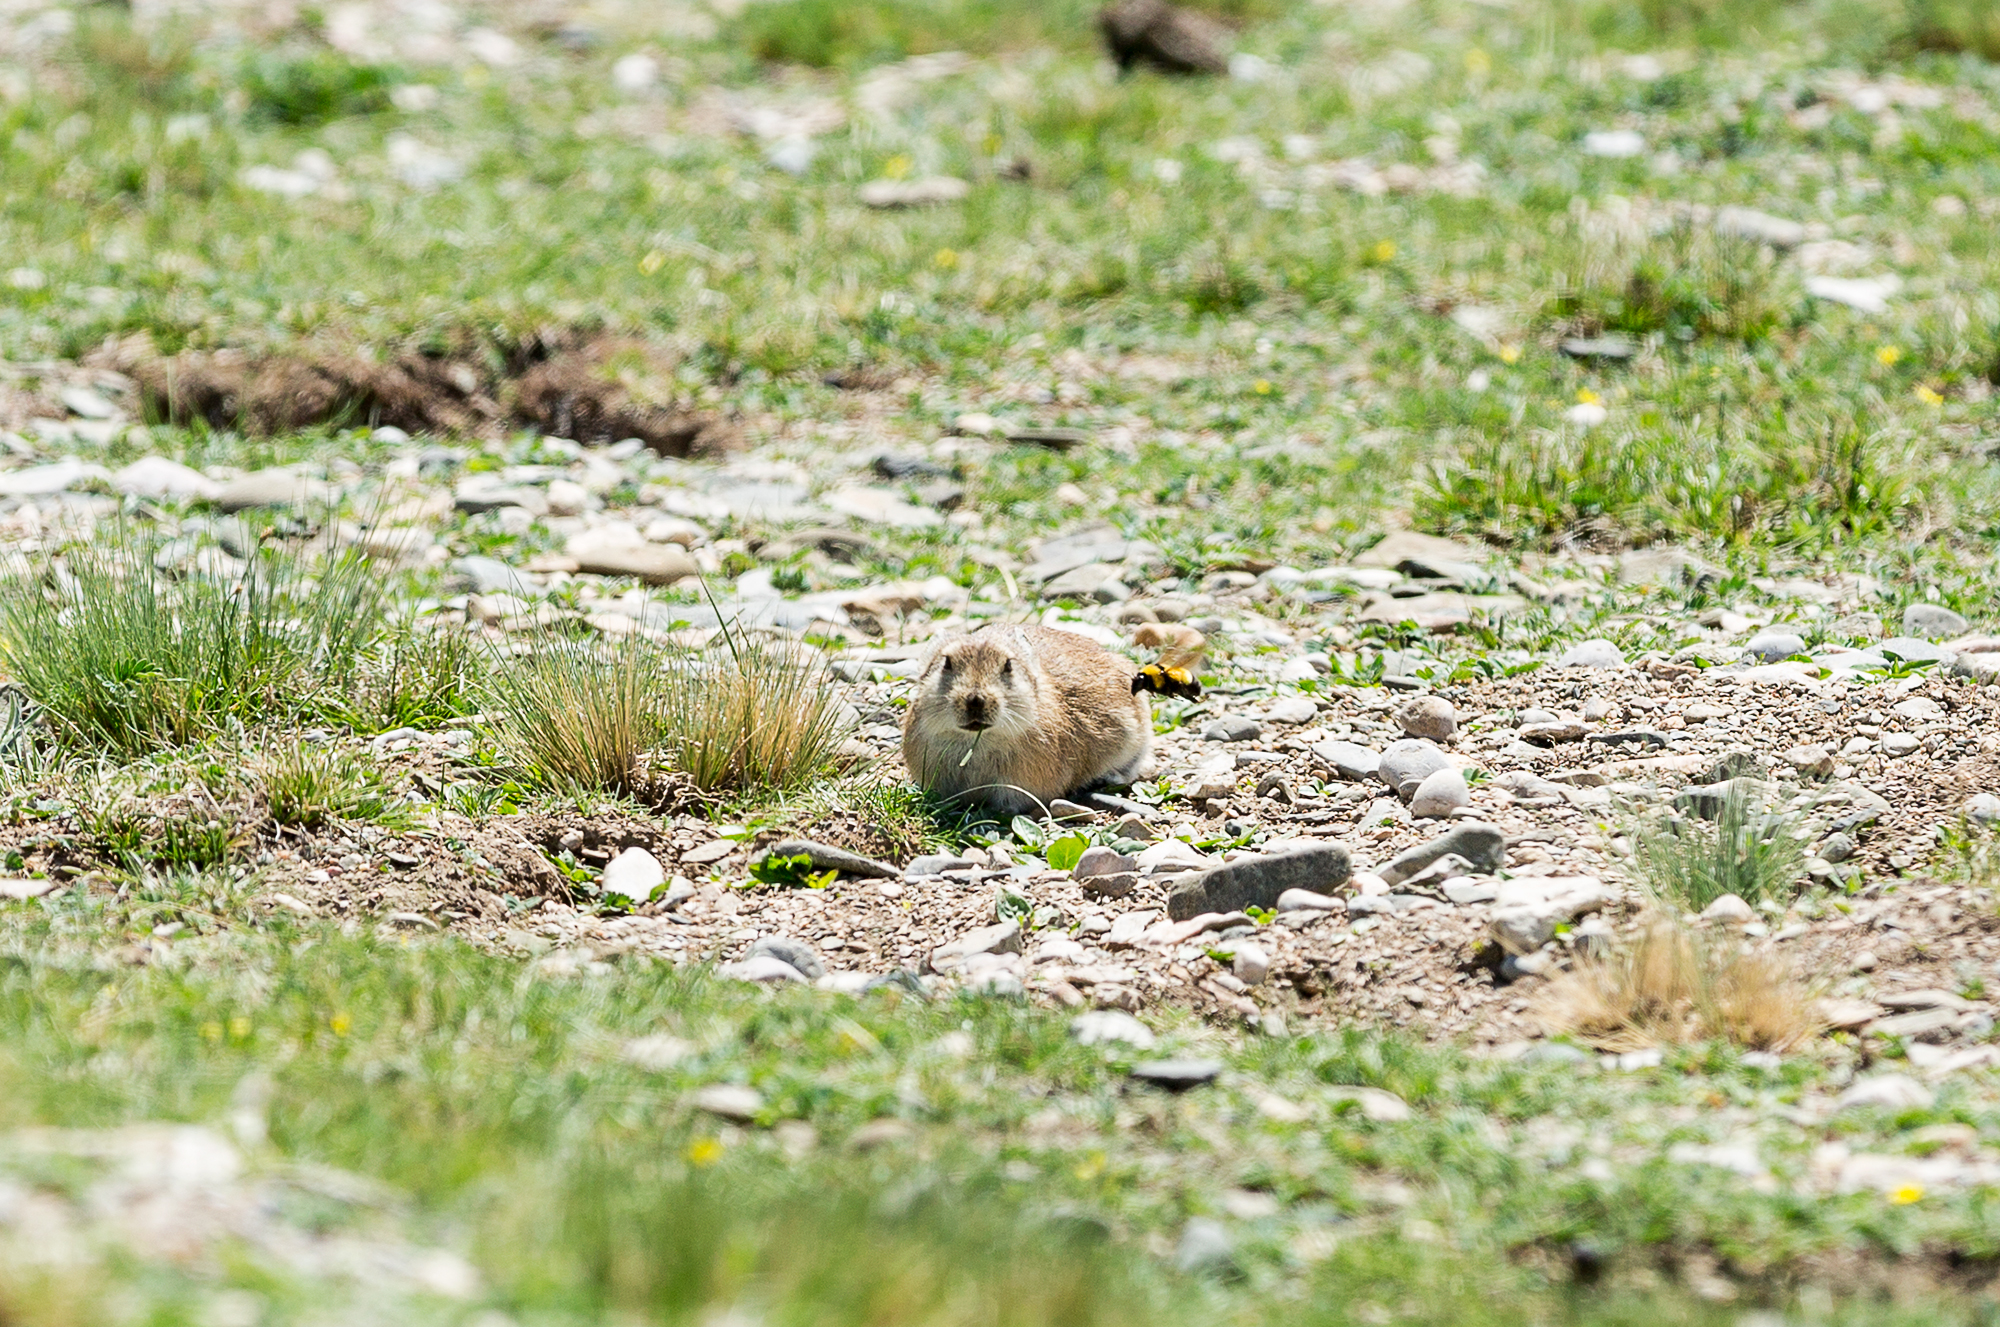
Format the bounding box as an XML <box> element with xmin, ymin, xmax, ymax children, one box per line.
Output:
<box><xmin>961</xmin><ymin>694</ymin><xmax>989</xmax><ymax>728</ymax></box>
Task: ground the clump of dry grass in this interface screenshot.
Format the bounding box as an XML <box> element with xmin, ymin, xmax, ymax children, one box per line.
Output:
<box><xmin>487</xmin><ymin>627</ymin><xmax>846</xmax><ymax>801</ymax></box>
<box><xmin>1533</xmin><ymin>918</ymin><xmax>1823</xmax><ymax>1053</ymax></box>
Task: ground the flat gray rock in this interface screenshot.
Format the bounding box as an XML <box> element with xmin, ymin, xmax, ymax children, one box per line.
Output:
<box><xmin>1903</xmin><ymin>603</ymin><xmax>1969</xmax><ymax>640</ymax></box>
<box><xmin>762</xmin><ymin>839</ymin><xmax>898</xmax><ymax>879</ymax></box>
<box><xmin>749</xmin><ymin>936</ymin><xmax>826</xmax><ymax>980</ymax></box>
<box><xmin>1380</xmin><ymin>823</ymin><xmax>1505</xmax><ymax>885</ymax></box>
<box><xmin>1555</xmin><ymin>639</ymin><xmax>1624</xmax><ymax>669</ymax></box>
<box><xmin>1202</xmin><ymin>717</ymin><xmax>1261</xmax><ymax>743</ymax></box>
<box><xmin>1313</xmin><ymin>740</ymin><xmax>1380</xmax><ymax>782</ymax></box>
<box><xmin>1129</xmin><ymin>1058</ymin><xmax>1224</xmax><ymax>1091</ymax></box>
<box><xmin>454</xmin><ymin>555</ymin><xmax>538</xmax><ymax>597</ymax></box>
<box><xmin>1745</xmin><ymin>630</ymin><xmax>1807</xmax><ymax>663</ymax></box>
<box><xmin>213</xmin><ymin>468</ymin><xmax>330</xmax><ymax>511</ymax></box>
<box><xmin>1166</xmin><ymin>843</ymin><xmax>1352</xmax><ymax>920</ymax></box>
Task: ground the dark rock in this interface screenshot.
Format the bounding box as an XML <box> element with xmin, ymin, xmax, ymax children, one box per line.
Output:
<box><xmin>1129</xmin><ymin>1058</ymin><xmax>1224</xmax><ymax>1090</ymax></box>
<box><xmin>761</xmin><ymin>839</ymin><xmax>898</xmax><ymax>879</ymax></box>
<box><xmin>1589</xmin><ymin>729</ymin><xmax>1671</xmax><ymax>748</ymax></box>
<box><xmin>1098</xmin><ymin>0</ymin><xmax>1229</xmax><ymax>75</ymax></box>
<box><xmin>1379</xmin><ymin>823</ymin><xmax>1506</xmax><ymax>886</ymax></box>
<box><xmin>1166</xmin><ymin>844</ymin><xmax>1352</xmax><ymax>920</ymax></box>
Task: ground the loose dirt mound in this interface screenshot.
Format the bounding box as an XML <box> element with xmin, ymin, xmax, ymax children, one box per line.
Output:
<box><xmin>88</xmin><ymin>332</ymin><xmax>740</xmax><ymax>457</ymax></box>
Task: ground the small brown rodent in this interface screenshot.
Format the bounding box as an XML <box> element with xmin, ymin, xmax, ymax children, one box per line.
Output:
<box><xmin>902</xmin><ymin>624</ymin><xmax>1152</xmax><ymax>816</ymax></box>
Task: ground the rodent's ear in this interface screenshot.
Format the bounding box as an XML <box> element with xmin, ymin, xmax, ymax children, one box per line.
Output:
<box><xmin>999</xmin><ymin>658</ymin><xmax>1013</xmax><ymax>677</ymax></box>
<box><xmin>939</xmin><ymin>652</ymin><xmax>953</xmax><ymax>672</ymax></box>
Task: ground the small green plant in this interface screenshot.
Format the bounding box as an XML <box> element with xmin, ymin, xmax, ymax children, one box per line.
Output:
<box><xmin>750</xmin><ymin>852</ymin><xmax>836</xmax><ymax>889</ymax></box>
<box><xmin>1045</xmin><ymin>833</ymin><xmax>1089</xmax><ymax>872</ymax></box>
<box><xmin>262</xmin><ymin>746</ymin><xmax>398</xmax><ymax>830</ymax></box>
<box><xmin>339</xmin><ymin>624</ymin><xmax>483</xmax><ymax>733</ymax></box>
<box><xmin>1631</xmin><ymin>784</ymin><xmax>1808</xmax><ymax>910</ymax></box>
<box><xmin>240</xmin><ymin>49</ymin><xmax>400</xmax><ymax>125</ymax></box>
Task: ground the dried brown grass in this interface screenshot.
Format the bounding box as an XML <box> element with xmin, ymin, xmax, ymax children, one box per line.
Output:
<box><xmin>1533</xmin><ymin>917</ymin><xmax>1823</xmax><ymax>1053</ymax></box>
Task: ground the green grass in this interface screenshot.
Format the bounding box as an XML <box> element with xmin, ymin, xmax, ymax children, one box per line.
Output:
<box><xmin>1633</xmin><ymin>784</ymin><xmax>1811</xmax><ymax>911</ymax></box>
<box><xmin>0</xmin><ymin>918</ymin><xmax>1992</xmax><ymax>1324</ymax></box>
<box><xmin>0</xmin><ymin>539</ymin><xmax>381</xmax><ymax>755</ymax></box>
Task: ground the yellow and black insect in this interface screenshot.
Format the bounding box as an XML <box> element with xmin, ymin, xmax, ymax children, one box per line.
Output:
<box><xmin>1132</xmin><ymin>661</ymin><xmax>1202</xmax><ymax>700</ymax></box>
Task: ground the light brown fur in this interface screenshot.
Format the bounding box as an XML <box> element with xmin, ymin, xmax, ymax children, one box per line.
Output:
<box><xmin>902</xmin><ymin>624</ymin><xmax>1153</xmax><ymax>815</ymax></box>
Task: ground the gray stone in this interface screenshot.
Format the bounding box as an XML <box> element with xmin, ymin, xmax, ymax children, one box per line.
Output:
<box><xmin>1263</xmin><ymin>695</ymin><xmax>1318</xmax><ymax>725</ymax></box>
<box><xmin>932</xmin><ymin>921</ymin><xmax>1022</xmax><ymax>963</ymax></box>
<box><xmin>1073</xmin><ymin>846</ymin><xmax>1138</xmax><ymax>879</ymax></box>
<box><xmin>1408</xmin><ymin>767</ymin><xmax>1470</xmax><ymax>819</ymax></box>
<box><xmin>1966</xmin><ymin>794</ymin><xmax>2000</xmax><ymax>824</ymax></box>
<box><xmin>215</xmin><ymin>468</ymin><xmax>330</xmax><ymax>511</ymax></box>
<box><xmin>1882</xmin><ymin>733</ymin><xmax>1921</xmax><ymax>757</ymax></box>
<box><xmin>1443</xmin><ymin>878</ymin><xmax>1498</xmax><ymax>904</ymax></box>
<box><xmin>1071</xmin><ymin>1009</ymin><xmax>1155</xmax><ymax>1049</ymax></box>
<box><xmin>1903</xmin><ymin>602</ymin><xmax>1969</xmax><ymax>640</ymax></box>
<box><xmin>1276</xmin><ymin>888</ymin><xmax>1343</xmax><ymax>912</ymax></box>
<box><xmin>718</xmin><ymin>956</ymin><xmax>807</xmax><ymax>985</ymax></box>
<box><xmin>1130</xmin><ymin>1059</ymin><xmax>1224</xmax><ymax>1091</ymax></box>
<box><xmin>568</xmin><ymin>537</ymin><xmax>697</xmax><ymax>585</ymax></box>
<box><xmin>761</xmin><ymin>839</ymin><xmax>899</xmax><ymax>879</ymax></box>
<box><xmin>1816</xmin><ymin>831</ymin><xmax>1856</xmax><ymax>863</ymax></box>
<box><xmin>1878</xmin><ymin>637</ymin><xmax>1950</xmax><ymax>664</ymax></box>
<box><xmin>1174</xmin><ymin>1218</ymin><xmax>1236</xmax><ymax>1276</ymax></box>
<box><xmin>1494</xmin><ymin>770</ymin><xmax>1565</xmax><ymax>800</ymax></box>
<box><xmin>1700</xmin><ymin>893</ymin><xmax>1755</xmax><ymax>924</ymax></box>
<box><xmin>1166</xmin><ymin>844</ymin><xmax>1352</xmax><ymax>920</ymax></box>
<box><xmin>1379</xmin><ymin>823</ymin><xmax>1506</xmax><ymax>885</ymax></box>
<box><xmin>1673</xmin><ymin>779</ymin><xmax>1759</xmax><ymax>819</ymax></box>
<box><xmin>1231</xmin><ymin>943</ymin><xmax>1269</xmax><ymax>986</ymax></box>
<box><xmin>690</xmin><ymin>1084</ymin><xmax>765</xmax><ymax>1118</ymax></box>
<box><xmin>1745</xmin><ymin>630</ymin><xmax>1807</xmax><ymax>663</ymax></box>
<box><xmin>1040</xmin><ymin>561</ymin><xmax>1119</xmax><ymax>599</ymax></box>
<box><xmin>1488</xmin><ymin>876</ymin><xmax>1615</xmax><ymax>955</ymax></box>
<box><xmin>1202</xmin><ymin>717</ymin><xmax>1262</xmax><ymax>742</ymax></box>
<box><xmin>1346</xmin><ymin>894</ymin><xmax>1396</xmax><ymax>916</ymax></box>
<box><xmin>1377</xmin><ymin>739</ymin><xmax>1450</xmax><ymax>797</ymax></box>
<box><xmin>1392</xmin><ymin>854</ymin><xmax>1475</xmax><ymax>892</ymax></box>
<box><xmin>114</xmin><ymin>456</ymin><xmax>221</xmax><ymax>500</ymax></box>
<box><xmin>454</xmin><ymin>555</ymin><xmax>538</xmax><ymax>598</ymax></box>
<box><xmin>1555</xmin><ymin>639</ymin><xmax>1625</xmax><ymax>668</ymax></box>
<box><xmin>598</xmin><ymin>846</ymin><xmax>665</xmax><ymax>903</ymax></box>
<box><xmin>1393</xmin><ymin>695</ymin><xmax>1458</xmax><ymax>740</ymax></box>
<box><xmin>749</xmin><ymin>936</ymin><xmax>825</xmax><ymax>981</ymax></box>
<box><xmin>1784</xmin><ymin>744</ymin><xmax>1835</xmax><ymax>777</ymax></box>
<box><xmin>0</xmin><ymin>457</ymin><xmax>105</xmax><ymax>496</ymax></box>
<box><xmin>1712</xmin><ymin>205</ymin><xmax>1807</xmax><ymax>249</ymax></box>
<box><xmin>905</xmin><ymin>853</ymin><xmax>973</xmax><ymax>877</ymax></box>
<box><xmin>1313</xmin><ymin>740</ymin><xmax>1380</xmax><ymax>782</ymax></box>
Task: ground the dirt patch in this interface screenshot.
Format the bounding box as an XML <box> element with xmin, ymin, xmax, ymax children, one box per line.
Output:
<box><xmin>86</xmin><ymin>331</ymin><xmax>740</xmax><ymax>457</ymax></box>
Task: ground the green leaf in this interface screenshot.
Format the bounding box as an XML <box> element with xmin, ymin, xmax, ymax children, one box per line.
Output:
<box><xmin>1045</xmin><ymin>833</ymin><xmax>1089</xmax><ymax>872</ymax></box>
<box><xmin>1010</xmin><ymin>815</ymin><xmax>1046</xmax><ymax>849</ymax></box>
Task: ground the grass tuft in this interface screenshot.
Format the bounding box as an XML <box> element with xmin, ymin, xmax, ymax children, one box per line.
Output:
<box><xmin>487</xmin><ymin>628</ymin><xmax>846</xmax><ymax>801</ymax></box>
<box><xmin>261</xmin><ymin>745</ymin><xmax>398</xmax><ymax>830</ymax></box>
<box><xmin>1631</xmin><ymin>783</ymin><xmax>1808</xmax><ymax>911</ymax></box>
<box><xmin>0</xmin><ymin>540</ymin><xmax>381</xmax><ymax>756</ymax></box>
<box><xmin>1535</xmin><ymin>917</ymin><xmax>1823</xmax><ymax>1052</ymax></box>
